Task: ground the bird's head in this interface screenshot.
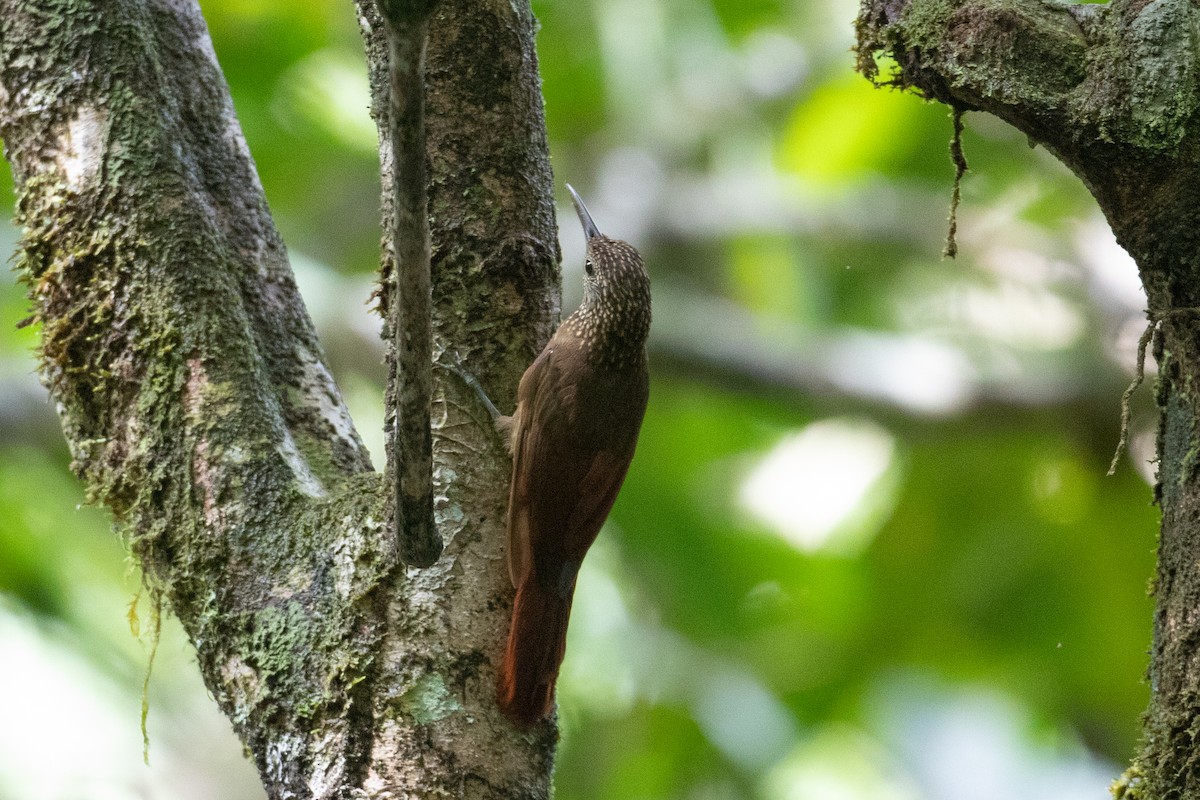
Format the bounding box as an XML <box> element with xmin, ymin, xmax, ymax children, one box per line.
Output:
<box><xmin>567</xmin><ymin>184</ymin><xmax>651</xmax><ymax>323</ymax></box>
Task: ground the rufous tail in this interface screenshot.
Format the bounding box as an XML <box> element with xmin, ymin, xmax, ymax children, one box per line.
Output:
<box><xmin>496</xmin><ymin>578</ymin><xmax>573</xmax><ymax>727</ymax></box>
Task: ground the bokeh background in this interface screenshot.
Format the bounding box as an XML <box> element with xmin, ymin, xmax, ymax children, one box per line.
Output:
<box><xmin>0</xmin><ymin>0</ymin><xmax>1159</xmax><ymax>798</ymax></box>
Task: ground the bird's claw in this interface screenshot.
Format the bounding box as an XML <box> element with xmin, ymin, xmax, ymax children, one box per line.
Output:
<box><xmin>441</xmin><ymin>350</ymin><xmax>503</xmax><ymax>422</ymax></box>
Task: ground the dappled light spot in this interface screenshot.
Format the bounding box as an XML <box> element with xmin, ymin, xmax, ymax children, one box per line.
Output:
<box><xmin>693</xmin><ymin>670</ymin><xmax>796</xmax><ymax>769</ymax></box>
<box><xmin>562</xmin><ymin>544</ymin><xmax>796</xmax><ymax>765</ymax></box>
<box><xmin>866</xmin><ymin>674</ymin><xmax>1117</xmax><ymax>800</ymax></box>
<box><xmin>273</xmin><ymin>49</ymin><xmax>376</xmax><ymax>154</ymax></box>
<box><xmin>738</xmin><ymin>418</ymin><xmax>899</xmax><ymax>555</ymax></box>
<box><xmin>823</xmin><ymin>334</ymin><xmax>974</xmax><ymax>413</ymax></box>
<box><xmin>763</xmin><ymin>724</ymin><xmax>919</xmax><ymax>800</ymax></box>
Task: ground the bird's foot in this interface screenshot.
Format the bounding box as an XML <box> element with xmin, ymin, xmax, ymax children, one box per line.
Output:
<box><xmin>441</xmin><ymin>351</ymin><xmax>504</xmax><ymax>423</ymax></box>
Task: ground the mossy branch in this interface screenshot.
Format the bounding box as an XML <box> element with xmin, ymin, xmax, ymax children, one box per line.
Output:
<box><xmin>0</xmin><ymin>0</ymin><xmax>385</xmax><ymax>793</ymax></box>
<box><xmin>3</xmin><ymin>0</ymin><xmax>566</xmax><ymax>793</ymax></box>
<box><xmin>856</xmin><ymin>1</ymin><xmax>1200</xmax><ymax>798</ymax></box>
<box><xmin>855</xmin><ymin>0</ymin><xmax>1200</xmax><ymax>164</ymax></box>
<box><xmin>942</xmin><ymin>105</ymin><xmax>968</xmax><ymax>259</ymax></box>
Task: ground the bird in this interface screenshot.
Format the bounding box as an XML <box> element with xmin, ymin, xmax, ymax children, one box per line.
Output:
<box><xmin>491</xmin><ymin>184</ymin><xmax>652</xmax><ymax>726</ymax></box>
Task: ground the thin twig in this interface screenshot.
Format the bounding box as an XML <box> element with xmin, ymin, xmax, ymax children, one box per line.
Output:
<box><xmin>944</xmin><ymin>106</ymin><xmax>969</xmax><ymax>259</ymax></box>
<box><xmin>141</xmin><ymin>590</ymin><xmax>162</xmax><ymax>765</ymax></box>
<box><xmin>1108</xmin><ymin>320</ymin><xmax>1156</xmax><ymax>476</ymax></box>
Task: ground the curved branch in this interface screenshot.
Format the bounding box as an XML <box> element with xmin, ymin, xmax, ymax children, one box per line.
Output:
<box><xmin>856</xmin><ymin>1</ymin><xmax>1200</xmax><ymax>797</ymax></box>
<box><xmin>3</xmin><ymin>0</ymin><xmax>567</xmax><ymax>793</ymax></box>
<box><xmin>0</xmin><ymin>0</ymin><xmax>387</xmax><ymax>792</ymax></box>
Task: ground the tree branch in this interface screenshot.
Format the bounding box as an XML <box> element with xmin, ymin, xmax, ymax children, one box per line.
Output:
<box><xmin>856</xmin><ymin>0</ymin><xmax>1200</xmax><ymax>165</ymax></box>
<box><xmin>374</xmin><ymin>0</ymin><xmax>441</xmax><ymax>567</ymax></box>
<box><xmin>856</xmin><ymin>1</ymin><xmax>1200</xmax><ymax>796</ymax></box>
<box><xmin>2</xmin><ymin>0</ymin><xmax>576</xmax><ymax>793</ymax></box>
<box><xmin>357</xmin><ymin>0</ymin><xmax>564</xmax><ymax>792</ymax></box>
<box><xmin>0</xmin><ymin>0</ymin><xmax>391</xmax><ymax>792</ymax></box>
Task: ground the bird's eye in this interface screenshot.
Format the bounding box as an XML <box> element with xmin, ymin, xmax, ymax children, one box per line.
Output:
<box><xmin>584</xmin><ymin>258</ymin><xmax>594</xmax><ymax>276</ymax></box>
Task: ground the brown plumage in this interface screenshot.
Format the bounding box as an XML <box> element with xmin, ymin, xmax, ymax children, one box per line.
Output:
<box><xmin>495</xmin><ymin>186</ymin><xmax>651</xmax><ymax>726</ymax></box>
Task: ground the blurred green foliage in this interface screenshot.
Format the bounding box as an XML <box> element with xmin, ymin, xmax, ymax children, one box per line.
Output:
<box><xmin>0</xmin><ymin>0</ymin><xmax>1157</xmax><ymax>798</ymax></box>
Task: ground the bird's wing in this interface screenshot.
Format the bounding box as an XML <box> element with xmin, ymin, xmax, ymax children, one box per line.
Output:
<box><xmin>511</xmin><ymin>348</ymin><xmax>647</xmax><ymax>594</ymax></box>
<box><xmin>563</xmin><ymin>448</ymin><xmax>635</xmax><ymax>556</ymax></box>
<box><xmin>505</xmin><ymin>347</ymin><xmax>554</xmax><ymax>588</ymax></box>
<box><xmin>558</xmin><ymin>365</ymin><xmax>648</xmax><ymax>567</ymax></box>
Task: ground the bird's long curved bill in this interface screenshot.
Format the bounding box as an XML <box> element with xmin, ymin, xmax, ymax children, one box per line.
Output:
<box><xmin>566</xmin><ymin>183</ymin><xmax>602</xmax><ymax>240</ymax></box>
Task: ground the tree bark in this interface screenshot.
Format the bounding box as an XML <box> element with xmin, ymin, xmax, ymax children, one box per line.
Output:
<box><xmin>856</xmin><ymin>1</ymin><xmax>1200</xmax><ymax>796</ymax></box>
<box><xmin>0</xmin><ymin>0</ymin><xmax>559</xmax><ymax>797</ymax></box>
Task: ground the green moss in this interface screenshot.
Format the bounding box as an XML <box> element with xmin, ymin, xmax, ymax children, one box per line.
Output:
<box><xmin>902</xmin><ymin>0</ymin><xmax>1086</xmax><ymax>100</ymax></box>
<box><xmin>223</xmin><ymin>483</ymin><xmax>390</xmax><ymax>724</ymax></box>
<box><xmin>1134</xmin><ymin>688</ymin><xmax>1200</xmax><ymax>799</ymax></box>
<box><xmin>856</xmin><ymin>0</ymin><xmax>1197</xmax><ymax>156</ymax></box>
<box><xmin>1111</xmin><ymin>762</ymin><xmax>1146</xmax><ymax>799</ymax></box>
<box><xmin>1118</xmin><ymin>0</ymin><xmax>1196</xmax><ymax>150</ymax></box>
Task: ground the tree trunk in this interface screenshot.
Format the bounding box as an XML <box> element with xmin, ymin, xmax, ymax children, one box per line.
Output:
<box><xmin>855</xmin><ymin>1</ymin><xmax>1200</xmax><ymax>796</ymax></box>
<box><xmin>0</xmin><ymin>0</ymin><xmax>560</xmax><ymax>797</ymax></box>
